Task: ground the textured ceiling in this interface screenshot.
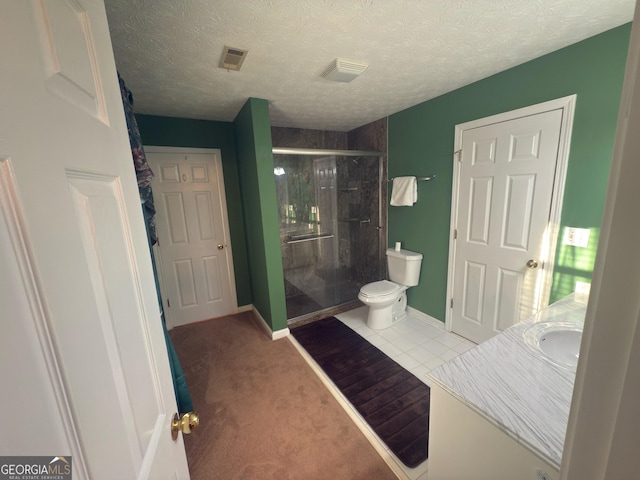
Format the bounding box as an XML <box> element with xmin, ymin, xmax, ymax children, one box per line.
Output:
<box><xmin>105</xmin><ymin>0</ymin><xmax>635</xmax><ymax>132</ymax></box>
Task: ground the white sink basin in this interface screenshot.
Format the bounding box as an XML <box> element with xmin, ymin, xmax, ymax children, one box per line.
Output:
<box><xmin>524</xmin><ymin>321</ymin><xmax>583</xmax><ymax>368</ymax></box>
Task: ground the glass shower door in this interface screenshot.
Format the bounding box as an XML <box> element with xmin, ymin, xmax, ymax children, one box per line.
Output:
<box><xmin>276</xmin><ymin>154</ymin><xmax>338</xmax><ymax>318</ymax></box>
<box><xmin>274</xmin><ymin>150</ymin><xmax>382</xmax><ymax>320</ymax></box>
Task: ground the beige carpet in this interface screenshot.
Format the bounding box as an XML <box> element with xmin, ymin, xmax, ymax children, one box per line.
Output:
<box><xmin>170</xmin><ymin>311</ymin><xmax>398</xmax><ymax>480</ymax></box>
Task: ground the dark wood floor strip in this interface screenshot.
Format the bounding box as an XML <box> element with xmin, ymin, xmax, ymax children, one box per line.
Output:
<box><xmin>292</xmin><ymin>316</ymin><xmax>430</xmax><ymax>468</ymax></box>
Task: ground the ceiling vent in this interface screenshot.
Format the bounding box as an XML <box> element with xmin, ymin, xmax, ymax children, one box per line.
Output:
<box><xmin>321</xmin><ymin>58</ymin><xmax>368</xmax><ymax>83</ymax></box>
<box><xmin>219</xmin><ymin>46</ymin><xmax>248</xmax><ymax>71</ymax></box>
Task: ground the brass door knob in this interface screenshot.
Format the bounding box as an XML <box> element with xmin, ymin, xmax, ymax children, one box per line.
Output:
<box><xmin>171</xmin><ymin>412</ymin><xmax>199</xmax><ymax>440</ymax></box>
<box><xmin>526</xmin><ymin>259</ymin><xmax>539</xmax><ymax>269</ymax></box>
<box><xmin>217</xmin><ymin>244</ymin><xmax>224</xmax><ymax>250</ymax></box>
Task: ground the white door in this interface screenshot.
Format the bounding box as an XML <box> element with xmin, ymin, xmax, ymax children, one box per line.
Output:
<box><xmin>1</xmin><ymin>1</ymin><xmax>189</xmax><ymax>479</ymax></box>
<box><xmin>147</xmin><ymin>148</ymin><xmax>236</xmax><ymax>328</ymax></box>
<box><xmin>449</xmin><ymin>100</ymin><xmax>573</xmax><ymax>343</ymax></box>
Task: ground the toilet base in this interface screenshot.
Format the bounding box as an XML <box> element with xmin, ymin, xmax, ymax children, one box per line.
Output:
<box><xmin>366</xmin><ymin>304</ymin><xmax>394</xmax><ymax>329</ymax></box>
<box><xmin>366</xmin><ymin>292</ymin><xmax>408</xmax><ymax>330</ymax></box>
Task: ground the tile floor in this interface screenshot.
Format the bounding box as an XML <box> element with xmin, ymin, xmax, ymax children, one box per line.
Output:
<box><xmin>336</xmin><ymin>306</ymin><xmax>476</xmax><ymax>387</ymax></box>
<box><xmin>330</xmin><ymin>306</ymin><xmax>477</xmax><ymax>480</ymax></box>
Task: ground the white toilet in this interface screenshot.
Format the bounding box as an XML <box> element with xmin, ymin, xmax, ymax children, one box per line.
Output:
<box><xmin>358</xmin><ymin>248</ymin><xmax>423</xmax><ymax>329</ymax></box>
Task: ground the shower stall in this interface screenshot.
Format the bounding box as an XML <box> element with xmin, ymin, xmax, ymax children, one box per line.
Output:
<box><xmin>273</xmin><ymin>148</ymin><xmax>384</xmax><ymax>322</ymax></box>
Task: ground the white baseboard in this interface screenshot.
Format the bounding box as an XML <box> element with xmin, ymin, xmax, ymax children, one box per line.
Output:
<box><xmin>251</xmin><ymin>305</ymin><xmax>290</xmax><ymax>340</ymax></box>
<box><xmin>236</xmin><ymin>304</ymin><xmax>253</xmax><ymax>313</ymax></box>
<box><xmin>407</xmin><ymin>306</ymin><xmax>447</xmax><ymax>331</ymax></box>
<box><xmin>272</xmin><ymin>327</ymin><xmax>290</xmax><ymax>340</ymax></box>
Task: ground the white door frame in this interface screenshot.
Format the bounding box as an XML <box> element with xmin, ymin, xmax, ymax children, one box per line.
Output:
<box><xmin>144</xmin><ymin>146</ymin><xmax>238</xmax><ymax>329</ymax></box>
<box><xmin>445</xmin><ymin>95</ymin><xmax>576</xmax><ymax>332</ymax></box>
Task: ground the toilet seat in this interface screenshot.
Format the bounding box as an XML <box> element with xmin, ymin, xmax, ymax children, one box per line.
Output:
<box><xmin>359</xmin><ymin>280</ymin><xmax>401</xmax><ymax>300</ymax></box>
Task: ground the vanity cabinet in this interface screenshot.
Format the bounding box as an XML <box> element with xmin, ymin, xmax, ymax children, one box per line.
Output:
<box><xmin>428</xmin><ymin>382</ymin><xmax>560</xmax><ymax>480</ymax></box>
<box><xmin>426</xmin><ymin>296</ymin><xmax>586</xmax><ymax>479</ymax></box>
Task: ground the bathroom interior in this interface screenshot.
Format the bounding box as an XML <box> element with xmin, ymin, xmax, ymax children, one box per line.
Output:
<box><xmin>4</xmin><ymin>1</ymin><xmax>639</xmax><ymax>478</ymax></box>
<box><xmin>120</xmin><ymin>7</ymin><xmax>638</xmax><ymax>478</ymax></box>
<box><xmin>132</xmin><ymin>21</ymin><xmax>632</xmax><ymax>477</ymax></box>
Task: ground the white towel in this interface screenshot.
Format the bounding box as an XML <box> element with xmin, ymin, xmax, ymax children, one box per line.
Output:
<box><xmin>390</xmin><ymin>176</ymin><xmax>417</xmax><ymax>206</ymax></box>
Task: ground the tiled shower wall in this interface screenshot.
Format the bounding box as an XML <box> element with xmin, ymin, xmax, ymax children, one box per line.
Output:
<box><xmin>347</xmin><ymin>118</ymin><xmax>388</xmax><ymax>283</ymax></box>
<box><xmin>271</xmin><ymin>127</ymin><xmax>348</xmax><ymax>150</ymax></box>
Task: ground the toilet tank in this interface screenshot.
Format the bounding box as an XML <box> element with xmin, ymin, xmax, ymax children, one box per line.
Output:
<box><xmin>386</xmin><ymin>248</ymin><xmax>423</xmax><ymax>286</ymax></box>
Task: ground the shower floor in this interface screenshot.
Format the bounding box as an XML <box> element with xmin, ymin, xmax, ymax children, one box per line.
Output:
<box><xmin>285</xmin><ymin>279</ymin><xmax>361</xmax><ymax>319</ymax></box>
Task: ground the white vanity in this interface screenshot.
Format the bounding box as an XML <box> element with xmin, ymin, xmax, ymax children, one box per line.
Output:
<box><xmin>427</xmin><ymin>295</ymin><xmax>586</xmax><ymax>480</ymax></box>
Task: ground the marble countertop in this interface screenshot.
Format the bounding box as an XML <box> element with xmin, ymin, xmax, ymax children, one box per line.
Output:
<box><xmin>427</xmin><ymin>294</ymin><xmax>587</xmax><ymax>470</ymax></box>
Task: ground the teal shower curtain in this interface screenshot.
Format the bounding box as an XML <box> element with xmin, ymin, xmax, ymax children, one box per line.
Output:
<box><xmin>119</xmin><ymin>73</ymin><xmax>193</xmax><ymax>414</ymax></box>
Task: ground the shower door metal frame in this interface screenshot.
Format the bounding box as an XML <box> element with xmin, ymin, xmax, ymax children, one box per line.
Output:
<box><xmin>273</xmin><ymin>148</ymin><xmax>381</xmax><ymax>157</ymax></box>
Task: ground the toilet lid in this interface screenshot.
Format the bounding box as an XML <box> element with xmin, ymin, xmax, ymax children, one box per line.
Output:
<box><xmin>360</xmin><ymin>280</ymin><xmax>400</xmax><ymax>298</ymax></box>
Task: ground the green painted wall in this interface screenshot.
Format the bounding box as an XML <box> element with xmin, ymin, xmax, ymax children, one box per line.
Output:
<box><xmin>388</xmin><ymin>24</ymin><xmax>631</xmax><ymax>322</ymax></box>
<box><xmin>234</xmin><ymin>98</ymin><xmax>287</xmax><ymax>331</ymax></box>
<box><xmin>135</xmin><ymin>114</ymin><xmax>252</xmax><ymax>307</ymax></box>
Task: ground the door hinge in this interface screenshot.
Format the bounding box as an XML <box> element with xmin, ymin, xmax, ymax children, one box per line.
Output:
<box><xmin>167</xmin><ymin>298</ymin><xmax>171</xmax><ymax>308</ymax></box>
<box><xmin>450</xmin><ymin>298</ymin><xmax>454</xmax><ymax>308</ymax></box>
<box><xmin>455</xmin><ymin>149</ymin><xmax>462</xmax><ymax>162</ymax></box>
<box><xmin>454</xmin><ymin>228</ymin><xmax>458</xmax><ymax>239</ymax></box>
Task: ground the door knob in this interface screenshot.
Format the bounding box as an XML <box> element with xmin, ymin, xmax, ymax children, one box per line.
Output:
<box><xmin>217</xmin><ymin>244</ymin><xmax>224</xmax><ymax>250</ymax></box>
<box><xmin>526</xmin><ymin>259</ymin><xmax>539</xmax><ymax>269</ymax></box>
<box><xmin>171</xmin><ymin>412</ymin><xmax>199</xmax><ymax>440</ymax></box>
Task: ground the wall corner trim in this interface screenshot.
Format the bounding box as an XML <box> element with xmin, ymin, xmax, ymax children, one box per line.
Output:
<box><xmin>251</xmin><ymin>305</ymin><xmax>290</xmax><ymax>340</ymax></box>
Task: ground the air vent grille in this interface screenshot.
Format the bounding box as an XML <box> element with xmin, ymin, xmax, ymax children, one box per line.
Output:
<box><xmin>219</xmin><ymin>46</ymin><xmax>248</xmax><ymax>71</ymax></box>
<box><xmin>321</xmin><ymin>58</ymin><xmax>368</xmax><ymax>83</ymax></box>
